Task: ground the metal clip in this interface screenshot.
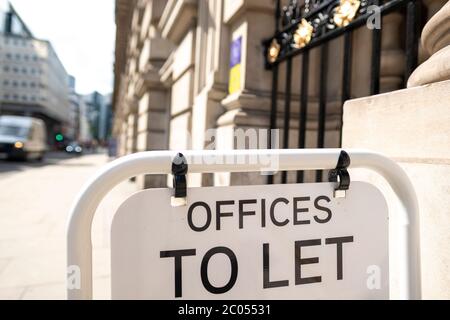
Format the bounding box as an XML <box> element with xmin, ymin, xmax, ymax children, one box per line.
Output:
<box><xmin>171</xmin><ymin>153</ymin><xmax>188</xmax><ymax>207</ymax></box>
<box><xmin>328</xmin><ymin>150</ymin><xmax>351</xmax><ymax>198</ymax></box>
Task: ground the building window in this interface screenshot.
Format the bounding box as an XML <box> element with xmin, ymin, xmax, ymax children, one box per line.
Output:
<box><xmin>30</xmin><ymin>82</ymin><xmax>36</xmax><ymax>88</ymax></box>
<box><xmin>21</xmin><ymin>81</ymin><xmax>27</xmax><ymax>87</ymax></box>
<box><xmin>22</xmin><ymin>95</ymin><xmax>28</xmax><ymax>101</ymax></box>
<box><xmin>6</xmin><ymin>53</ymin><xmax>12</xmax><ymax>59</ymax></box>
<box><xmin>3</xmin><ymin>66</ymin><xmax>9</xmax><ymax>72</ymax></box>
<box><xmin>30</xmin><ymin>96</ymin><xmax>36</xmax><ymax>102</ymax></box>
<box><xmin>13</xmin><ymin>67</ymin><xmax>19</xmax><ymax>73</ymax></box>
<box><xmin>4</xmin><ymin>94</ymin><xmax>10</xmax><ymax>100</ymax></box>
<box><xmin>24</xmin><ymin>54</ymin><xmax>29</xmax><ymax>61</ymax></box>
<box><xmin>13</xmin><ymin>94</ymin><xmax>19</xmax><ymax>100</ymax></box>
<box><xmin>15</xmin><ymin>53</ymin><xmax>20</xmax><ymax>60</ymax></box>
<box><xmin>31</xmin><ymin>68</ymin><xmax>36</xmax><ymax>75</ymax></box>
<box><xmin>3</xmin><ymin>80</ymin><xmax>9</xmax><ymax>86</ymax></box>
<box><xmin>32</xmin><ymin>55</ymin><xmax>38</xmax><ymax>62</ymax></box>
<box><xmin>22</xmin><ymin>68</ymin><xmax>27</xmax><ymax>74</ymax></box>
<box><xmin>12</xmin><ymin>81</ymin><xmax>18</xmax><ymax>87</ymax></box>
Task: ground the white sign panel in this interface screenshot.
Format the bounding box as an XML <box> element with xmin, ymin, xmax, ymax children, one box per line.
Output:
<box><xmin>111</xmin><ymin>182</ymin><xmax>389</xmax><ymax>299</ymax></box>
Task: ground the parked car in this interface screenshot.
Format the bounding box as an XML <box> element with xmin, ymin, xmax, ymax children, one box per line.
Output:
<box><xmin>65</xmin><ymin>142</ymin><xmax>83</xmax><ymax>155</ymax></box>
<box><xmin>0</xmin><ymin>115</ymin><xmax>47</xmax><ymax>161</ymax></box>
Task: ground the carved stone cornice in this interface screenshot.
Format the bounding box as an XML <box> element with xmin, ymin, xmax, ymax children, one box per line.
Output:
<box><xmin>159</xmin><ymin>52</ymin><xmax>174</xmax><ymax>86</ymax></box>
<box><xmin>123</xmin><ymin>96</ymin><xmax>139</xmax><ymax>116</ymax></box>
<box><xmin>135</xmin><ymin>66</ymin><xmax>166</xmax><ymax>98</ymax></box>
<box><xmin>114</xmin><ymin>0</ymin><xmax>135</xmax><ymax>110</ymax></box>
<box><xmin>158</xmin><ymin>0</ymin><xmax>197</xmax><ymax>44</ymax></box>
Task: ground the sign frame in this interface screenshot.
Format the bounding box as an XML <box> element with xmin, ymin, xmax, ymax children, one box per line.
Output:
<box><xmin>67</xmin><ymin>149</ymin><xmax>421</xmax><ymax>300</ymax></box>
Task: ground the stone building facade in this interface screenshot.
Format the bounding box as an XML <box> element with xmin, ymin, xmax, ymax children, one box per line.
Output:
<box><xmin>342</xmin><ymin>1</ymin><xmax>450</xmax><ymax>299</ymax></box>
<box><xmin>113</xmin><ymin>0</ymin><xmax>446</xmax><ymax>189</ymax></box>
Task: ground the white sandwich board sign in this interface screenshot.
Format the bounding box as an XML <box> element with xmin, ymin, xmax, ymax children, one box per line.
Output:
<box><xmin>111</xmin><ymin>181</ymin><xmax>389</xmax><ymax>300</ymax></box>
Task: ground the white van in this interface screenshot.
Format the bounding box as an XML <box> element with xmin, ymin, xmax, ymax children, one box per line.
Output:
<box><xmin>0</xmin><ymin>115</ymin><xmax>47</xmax><ymax>161</ymax></box>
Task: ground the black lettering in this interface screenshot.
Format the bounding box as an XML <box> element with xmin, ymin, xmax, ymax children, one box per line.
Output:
<box><xmin>263</xmin><ymin>243</ymin><xmax>289</xmax><ymax>288</ymax></box>
<box><xmin>160</xmin><ymin>249</ymin><xmax>196</xmax><ymax>298</ymax></box>
<box><xmin>270</xmin><ymin>198</ymin><xmax>289</xmax><ymax>226</ymax></box>
<box><xmin>314</xmin><ymin>196</ymin><xmax>332</xmax><ymax>224</ymax></box>
<box><xmin>295</xmin><ymin>239</ymin><xmax>322</xmax><ymax>285</ymax></box>
<box><xmin>325</xmin><ymin>236</ymin><xmax>354</xmax><ymax>280</ymax></box>
<box><xmin>261</xmin><ymin>199</ymin><xmax>266</xmax><ymax>228</ymax></box>
<box><xmin>293</xmin><ymin>197</ymin><xmax>310</xmax><ymax>225</ymax></box>
<box><xmin>216</xmin><ymin>201</ymin><xmax>234</xmax><ymax>230</ymax></box>
<box><xmin>239</xmin><ymin>199</ymin><xmax>257</xmax><ymax>229</ymax></box>
<box><xmin>201</xmin><ymin>247</ymin><xmax>238</xmax><ymax>294</ymax></box>
<box><xmin>187</xmin><ymin>202</ymin><xmax>212</xmax><ymax>232</ymax></box>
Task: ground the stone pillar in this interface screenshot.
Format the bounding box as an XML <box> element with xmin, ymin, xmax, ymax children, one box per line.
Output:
<box><xmin>125</xmin><ymin>97</ymin><xmax>139</xmax><ymax>155</ymax></box>
<box><xmin>215</xmin><ymin>0</ymin><xmax>303</xmax><ymax>186</ymax></box>
<box><xmin>120</xmin><ymin>2</ymin><xmax>142</xmax><ymax>158</ymax></box>
<box><xmin>118</xmin><ymin>101</ymin><xmax>129</xmax><ymax>157</ymax></box>
<box><xmin>408</xmin><ymin>1</ymin><xmax>450</xmax><ymax>87</ymax></box>
<box><xmin>158</xmin><ymin>0</ymin><xmax>198</xmax><ymax>186</ymax></box>
<box><xmin>342</xmin><ymin>80</ymin><xmax>450</xmax><ymax>299</ymax></box>
<box><xmin>380</xmin><ymin>13</ymin><xmax>405</xmax><ymax>92</ymax></box>
<box><xmin>189</xmin><ymin>0</ymin><xmax>229</xmax><ymax>187</ymax></box>
<box><xmin>113</xmin><ymin>76</ymin><xmax>129</xmax><ymax>157</ymax></box>
<box><xmin>134</xmin><ymin>0</ymin><xmax>172</xmax><ymax>189</ymax></box>
<box><xmin>342</xmin><ymin>2</ymin><xmax>450</xmax><ymax>299</ymax></box>
<box><xmin>119</xmin><ymin>122</ymin><xmax>127</xmax><ymax>156</ymax></box>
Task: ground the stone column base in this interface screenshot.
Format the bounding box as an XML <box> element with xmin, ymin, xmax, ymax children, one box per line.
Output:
<box><xmin>408</xmin><ymin>45</ymin><xmax>450</xmax><ymax>87</ymax></box>
<box><xmin>342</xmin><ymin>79</ymin><xmax>450</xmax><ymax>299</ymax></box>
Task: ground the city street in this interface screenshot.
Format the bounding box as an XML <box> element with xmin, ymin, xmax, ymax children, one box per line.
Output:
<box><xmin>0</xmin><ymin>152</ymin><xmax>137</xmax><ymax>299</ymax></box>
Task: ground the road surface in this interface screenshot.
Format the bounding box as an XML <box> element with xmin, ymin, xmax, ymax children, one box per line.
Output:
<box><xmin>0</xmin><ymin>152</ymin><xmax>137</xmax><ymax>299</ymax></box>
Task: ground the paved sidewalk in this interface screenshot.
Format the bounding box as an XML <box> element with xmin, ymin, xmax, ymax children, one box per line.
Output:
<box><xmin>0</xmin><ymin>153</ymin><xmax>138</xmax><ymax>299</ymax></box>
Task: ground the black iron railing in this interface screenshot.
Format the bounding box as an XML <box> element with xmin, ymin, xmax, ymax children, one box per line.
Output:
<box><xmin>263</xmin><ymin>0</ymin><xmax>422</xmax><ymax>184</ymax></box>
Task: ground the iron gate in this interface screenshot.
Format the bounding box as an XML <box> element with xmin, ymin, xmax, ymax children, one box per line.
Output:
<box><xmin>263</xmin><ymin>0</ymin><xmax>423</xmax><ymax>184</ymax></box>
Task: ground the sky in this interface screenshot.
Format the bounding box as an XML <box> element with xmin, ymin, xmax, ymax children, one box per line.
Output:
<box><xmin>9</xmin><ymin>0</ymin><xmax>116</xmax><ymax>95</ymax></box>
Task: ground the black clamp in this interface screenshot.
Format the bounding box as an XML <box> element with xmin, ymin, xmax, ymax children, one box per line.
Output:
<box><xmin>172</xmin><ymin>153</ymin><xmax>188</xmax><ymax>200</ymax></box>
<box><xmin>328</xmin><ymin>150</ymin><xmax>351</xmax><ymax>198</ymax></box>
